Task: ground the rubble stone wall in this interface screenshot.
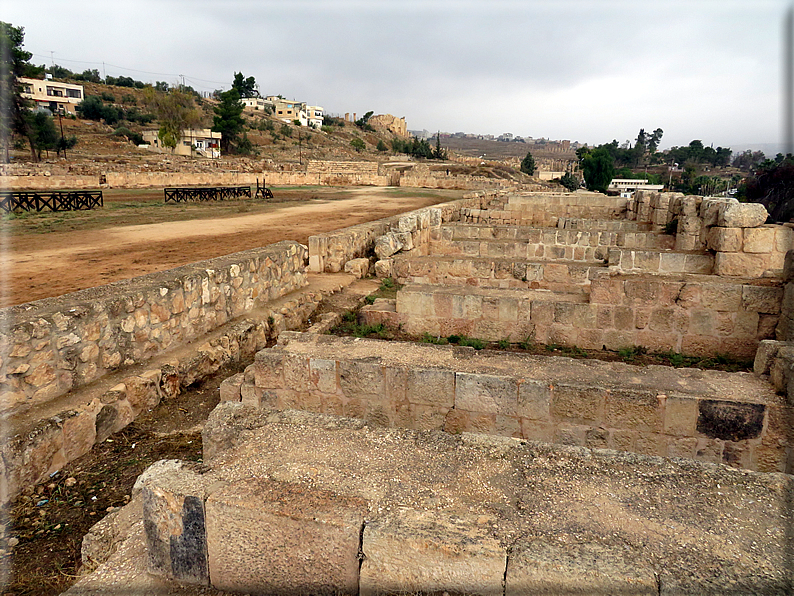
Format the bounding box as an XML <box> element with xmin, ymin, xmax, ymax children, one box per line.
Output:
<box><xmin>0</xmin><ymin>241</ymin><xmax>308</xmax><ymax>418</ymax></box>
<box><xmin>308</xmin><ymin>194</ymin><xmax>493</xmax><ymax>273</ymax></box>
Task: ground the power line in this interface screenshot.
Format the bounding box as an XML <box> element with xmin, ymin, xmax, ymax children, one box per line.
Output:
<box><xmin>27</xmin><ymin>51</ymin><xmax>229</xmax><ymax>86</ymax></box>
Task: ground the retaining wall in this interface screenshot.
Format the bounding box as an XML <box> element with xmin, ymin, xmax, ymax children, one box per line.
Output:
<box><xmin>307</xmin><ymin>194</ymin><xmax>495</xmax><ymax>273</ymax></box>
<box><xmin>225</xmin><ymin>333</ymin><xmax>790</xmax><ymax>473</ymax></box>
<box><xmin>0</xmin><ymin>241</ymin><xmax>308</xmax><ymax>418</ymax></box>
<box><xmin>367</xmin><ymin>273</ymin><xmax>782</xmax><ymax>358</ymax></box>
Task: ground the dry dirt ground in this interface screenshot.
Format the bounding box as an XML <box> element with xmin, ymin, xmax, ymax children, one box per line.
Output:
<box><xmin>0</xmin><ymin>186</ymin><xmax>464</xmax><ymax>308</ymax></box>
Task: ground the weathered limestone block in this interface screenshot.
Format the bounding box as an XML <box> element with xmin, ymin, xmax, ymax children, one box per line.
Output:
<box><xmin>219</xmin><ymin>372</ymin><xmax>244</xmax><ymax>402</ymax></box>
<box><xmin>374</xmin><ymin>233</ymin><xmax>403</xmax><ymax>260</ymax></box>
<box><xmin>506</xmin><ymin>541</ymin><xmax>657</xmax><ymax>596</ymax></box>
<box><xmin>360</xmin><ymin>509</ymin><xmax>506</xmax><ymax>596</ymax></box>
<box><xmin>374</xmin><ymin>258</ymin><xmax>393</xmax><ymax>279</ymax></box>
<box><xmin>707</xmin><ymin>227</ymin><xmax>742</xmax><ymax>252</ymax></box>
<box><xmin>713</xmin><ymin>252</ymin><xmax>769</xmax><ymax>278</ymax></box>
<box><xmin>742</xmin><ymin>285</ymin><xmax>783</xmax><ymax>314</ymax></box>
<box><xmin>743</xmin><ymin>226</ymin><xmax>776</xmax><ymax>254</ymax></box>
<box><xmin>343</xmin><ymin>257</ymin><xmax>371</xmax><ymax>279</ymax></box>
<box><xmin>455</xmin><ymin>373</ymin><xmax>519</xmax><ymax>416</ymax></box>
<box><xmin>398</xmin><ymin>214</ymin><xmax>418</xmax><ymax>233</ymax></box>
<box><xmin>137</xmin><ymin>460</ymin><xmax>210</xmax><ymax>585</ymax></box>
<box><xmin>701</xmin><ymin>198</ymin><xmax>734</xmax><ymax>226</ymax></box>
<box><xmin>754</xmin><ymin>339</ymin><xmax>783</xmax><ymax>376</ymax></box>
<box><xmin>206</xmin><ymin>478</ymin><xmax>366</xmax><ymax>595</ymax></box>
<box><xmin>718</xmin><ymin>202</ymin><xmax>769</xmax><ymax>228</ymax></box>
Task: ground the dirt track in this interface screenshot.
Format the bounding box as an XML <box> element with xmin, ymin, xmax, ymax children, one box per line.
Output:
<box><xmin>2</xmin><ymin>188</ymin><xmax>456</xmax><ymax>308</ymax></box>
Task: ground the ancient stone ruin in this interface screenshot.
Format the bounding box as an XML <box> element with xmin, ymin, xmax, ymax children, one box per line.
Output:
<box><xmin>5</xmin><ymin>188</ymin><xmax>793</xmax><ymax>594</ymax></box>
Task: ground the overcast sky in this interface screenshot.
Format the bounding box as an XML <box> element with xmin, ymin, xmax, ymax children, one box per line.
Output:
<box><xmin>3</xmin><ymin>0</ymin><xmax>792</xmax><ymax>151</ymax></box>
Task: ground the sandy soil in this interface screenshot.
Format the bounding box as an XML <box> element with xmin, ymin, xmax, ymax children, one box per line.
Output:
<box><xmin>2</xmin><ymin>188</ymin><xmax>452</xmax><ymax>308</ymax></box>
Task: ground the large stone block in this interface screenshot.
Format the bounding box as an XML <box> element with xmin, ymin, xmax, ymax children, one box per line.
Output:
<box><xmin>360</xmin><ymin>509</ymin><xmax>506</xmax><ymax>596</ymax></box>
<box><xmin>713</xmin><ymin>252</ymin><xmax>769</xmax><ymax>278</ymax></box>
<box><xmin>742</xmin><ymin>226</ymin><xmax>775</xmax><ymax>253</ymax></box>
<box><xmin>206</xmin><ymin>478</ymin><xmax>366</xmax><ymax>595</ymax></box>
<box><xmin>551</xmin><ymin>385</ymin><xmax>604</xmax><ymax>424</ymax></box>
<box><xmin>717</xmin><ymin>202</ymin><xmax>769</xmax><ymax>228</ymax></box>
<box><xmin>604</xmin><ymin>390</ymin><xmax>662</xmax><ymax>432</ymax></box>
<box><xmin>407</xmin><ymin>368</ymin><xmax>455</xmax><ymax>407</ymax></box>
<box><xmin>455</xmin><ymin>373</ymin><xmax>519</xmax><ymax>416</ymax></box>
<box><xmin>707</xmin><ymin>227</ymin><xmax>742</xmax><ymax>252</ymax></box>
<box><xmin>741</xmin><ymin>285</ymin><xmax>783</xmax><ymax>314</ymax></box>
<box><xmin>139</xmin><ymin>460</ymin><xmax>210</xmax><ymax>586</ymax></box>
<box><xmin>506</xmin><ymin>541</ymin><xmax>657</xmax><ymax>596</ymax></box>
<box><xmin>343</xmin><ymin>257</ymin><xmax>371</xmax><ymax>279</ymax></box>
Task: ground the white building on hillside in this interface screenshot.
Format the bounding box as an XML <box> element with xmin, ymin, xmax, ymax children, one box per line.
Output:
<box><xmin>608</xmin><ymin>179</ymin><xmax>665</xmax><ymax>198</ymax></box>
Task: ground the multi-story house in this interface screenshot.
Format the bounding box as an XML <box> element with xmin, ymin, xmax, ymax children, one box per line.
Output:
<box><xmin>19</xmin><ymin>76</ymin><xmax>84</xmax><ymax>114</ymax></box>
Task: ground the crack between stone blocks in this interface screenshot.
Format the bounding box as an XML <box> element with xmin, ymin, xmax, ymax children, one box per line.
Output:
<box><xmin>502</xmin><ymin>549</ymin><xmax>510</xmax><ymax>596</ymax></box>
<box><xmin>356</xmin><ymin>519</ymin><xmax>367</xmax><ymax>596</ymax></box>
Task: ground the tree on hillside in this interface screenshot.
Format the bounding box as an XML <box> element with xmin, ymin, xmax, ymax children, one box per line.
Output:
<box><xmin>579</xmin><ymin>147</ymin><xmax>615</xmax><ymax>193</ymax></box>
<box><xmin>144</xmin><ymin>86</ymin><xmax>203</xmax><ymax>150</ymax></box>
<box><xmin>232</xmin><ymin>72</ymin><xmax>259</xmax><ymax>98</ymax></box>
<box><xmin>743</xmin><ymin>155</ymin><xmax>794</xmax><ymax>222</ymax></box>
<box><xmin>0</xmin><ymin>21</ymin><xmax>38</xmax><ymax>161</ymax></box>
<box><xmin>26</xmin><ymin>110</ymin><xmax>58</xmax><ymax>159</ymax></box>
<box><xmin>212</xmin><ymin>89</ymin><xmax>245</xmax><ymax>154</ymax></box>
<box><xmin>520</xmin><ymin>151</ymin><xmax>536</xmax><ymax>176</ymax></box>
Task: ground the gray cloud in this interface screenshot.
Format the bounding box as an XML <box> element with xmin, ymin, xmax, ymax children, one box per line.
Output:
<box><xmin>4</xmin><ymin>0</ymin><xmax>790</xmax><ymax>148</ymax></box>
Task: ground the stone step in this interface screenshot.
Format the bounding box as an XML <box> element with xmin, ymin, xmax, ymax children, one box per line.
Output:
<box><xmin>360</xmin><ymin>274</ymin><xmax>778</xmax><ymax>358</ymax></box>
<box><xmin>393</xmin><ymin>255</ymin><xmax>606</xmax><ymax>291</ymax></box>
<box><xmin>431</xmin><ymin>224</ymin><xmax>674</xmax><ymax>261</ymax></box>
<box><xmin>556</xmin><ymin>217</ymin><xmax>653</xmax><ymax>232</ymax></box>
<box><xmin>131</xmin><ymin>400</ymin><xmax>790</xmax><ymax>594</ymax></box>
<box><xmin>237</xmin><ymin>332</ymin><xmax>788</xmax><ymax>473</ymax></box>
<box><xmin>607</xmin><ymin>248</ymin><xmax>714</xmax><ymax>274</ymax></box>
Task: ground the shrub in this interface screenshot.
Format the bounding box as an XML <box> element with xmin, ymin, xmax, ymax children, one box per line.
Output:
<box><xmin>113</xmin><ymin>126</ymin><xmax>144</xmax><ymax>146</ymax></box>
<box><xmin>350</xmin><ymin>138</ymin><xmax>365</xmax><ymax>152</ymax></box>
<box><xmin>100</xmin><ymin>92</ymin><xmax>116</xmax><ymax>103</ymax></box>
<box><xmin>376</xmin><ymin>139</ymin><xmax>388</xmax><ymax>152</ymax></box>
<box><xmin>279</xmin><ymin>123</ymin><xmax>292</xmax><ymax>138</ymax></box>
<box><xmin>121</xmin><ymin>94</ymin><xmax>137</xmax><ymax>105</ymax></box>
<box><xmin>497</xmin><ymin>339</ymin><xmax>510</xmax><ymax>350</ymax></box>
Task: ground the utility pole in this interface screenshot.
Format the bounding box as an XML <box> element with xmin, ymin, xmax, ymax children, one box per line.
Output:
<box><xmin>58</xmin><ymin>111</ymin><xmax>67</xmax><ymax>160</ymax></box>
<box><xmin>785</xmin><ymin>4</ymin><xmax>793</xmax><ymax>156</ymax></box>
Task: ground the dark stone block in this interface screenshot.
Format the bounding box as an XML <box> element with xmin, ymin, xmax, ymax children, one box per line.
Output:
<box><xmin>95</xmin><ymin>404</ymin><xmax>117</xmax><ymax>442</ymax></box>
<box><xmin>697</xmin><ymin>400</ymin><xmax>765</xmax><ymax>442</ymax></box>
<box><xmin>170</xmin><ymin>495</ymin><xmax>208</xmax><ymax>584</ymax></box>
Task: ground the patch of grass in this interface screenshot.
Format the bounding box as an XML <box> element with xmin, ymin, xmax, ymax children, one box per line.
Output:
<box><xmin>420</xmin><ymin>332</ymin><xmax>448</xmax><ymax>345</ymax></box>
<box><xmin>518</xmin><ymin>336</ymin><xmax>534</xmax><ymax>350</ymax></box>
<box><xmin>618</xmin><ymin>345</ymin><xmax>647</xmax><ymax>362</ymax></box>
<box><xmin>364</xmin><ymin>295</ymin><xmax>376</xmax><ymax>305</ymax></box>
<box><xmin>446</xmin><ymin>334</ymin><xmax>461</xmax><ymax>344</ymax></box>
<box><xmin>497</xmin><ymin>339</ymin><xmax>510</xmax><ymax>350</ymax></box>
<box><xmin>458</xmin><ymin>336</ymin><xmax>485</xmax><ymax>350</ymax></box>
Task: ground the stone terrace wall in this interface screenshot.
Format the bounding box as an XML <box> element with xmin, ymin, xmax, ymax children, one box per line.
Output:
<box><xmin>2</xmin><ymin>163</ymin><xmax>510</xmax><ymax>191</ymax></box>
<box><xmin>367</xmin><ymin>273</ymin><xmax>783</xmax><ymax>358</ymax></box>
<box><xmin>307</xmin><ymin>193</ymin><xmax>497</xmax><ymax>273</ymax></box>
<box><xmin>226</xmin><ymin>333</ymin><xmax>789</xmax><ymax>472</ymax></box>
<box><xmin>461</xmin><ymin>192</ymin><xmax>629</xmax><ymax>227</ymax></box>
<box><xmin>0</xmin><ymin>241</ymin><xmax>308</xmax><ymax>418</ymax></box>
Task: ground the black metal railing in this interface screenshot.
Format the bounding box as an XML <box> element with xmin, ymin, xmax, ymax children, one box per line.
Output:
<box><xmin>163</xmin><ymin>186</ymin><xmax>252</xmax><ymax>203</ymax></box>
<box><xmin>0</xmin><ymin>190</ymin><xmax>104</xmax><ymax>213</ymax></box>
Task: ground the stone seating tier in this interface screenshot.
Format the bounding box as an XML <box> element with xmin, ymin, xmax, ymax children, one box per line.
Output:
<box><xmin>222</xmin><ymin>332</ymin><xmax>789</xmax><ymax>473</ymax></box>
<box><xmin>392</xmin><ymin>255</ymin><xmax>606</xmax><ymax>292</ymax></box>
